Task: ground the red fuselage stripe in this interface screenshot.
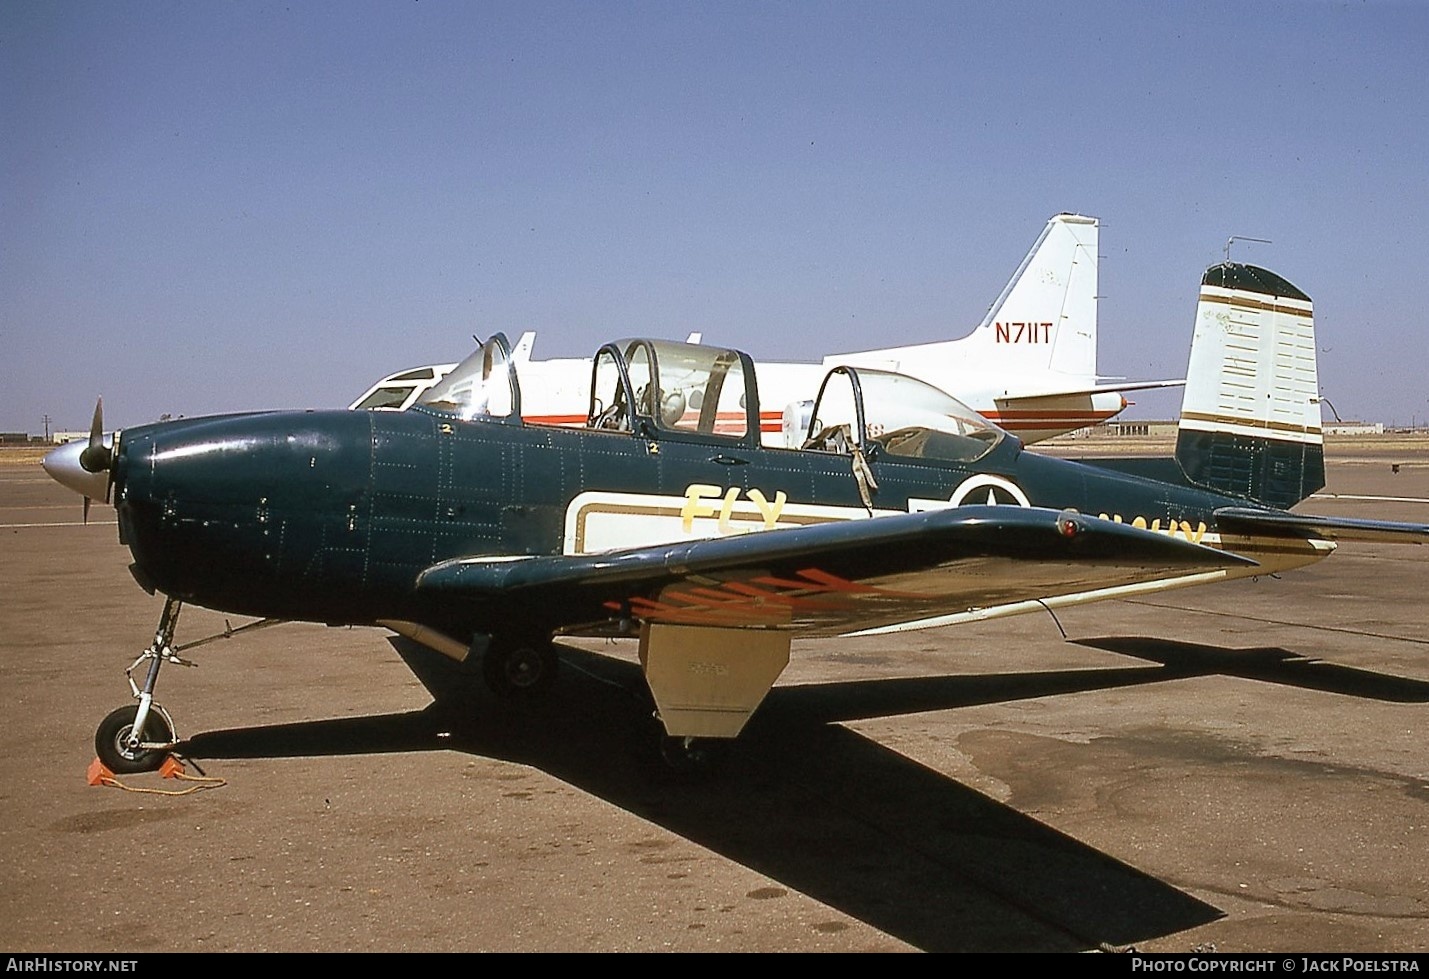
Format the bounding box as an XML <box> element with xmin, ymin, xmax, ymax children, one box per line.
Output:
<box><xmin>524</xmin><ymin>408</ymin><xmax>1119</xmax><ymax>433</ymax></box>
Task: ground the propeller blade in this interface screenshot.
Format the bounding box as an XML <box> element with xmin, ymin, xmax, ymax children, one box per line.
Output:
<box><xmin>79</xmin><ymin>397</ymin><xmax>111</xmax><ymax>474</ymax></box>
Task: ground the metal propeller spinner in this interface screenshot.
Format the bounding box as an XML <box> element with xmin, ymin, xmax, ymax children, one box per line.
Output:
<box><xmin>40</xmin><ymin>398</ymin><xmax>116</xmax><ymax>524</ymax></box>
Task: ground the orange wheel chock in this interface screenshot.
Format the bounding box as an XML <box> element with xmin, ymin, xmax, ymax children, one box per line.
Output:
<box><xmin>159</xmin><ymin>756</ymin><xmax>186</xmax><ymax>779</ymax></box>
<box><xmin>86</xmin><ymin>758</ymin><xmax>115</xmax><ymax>787</ymax></box>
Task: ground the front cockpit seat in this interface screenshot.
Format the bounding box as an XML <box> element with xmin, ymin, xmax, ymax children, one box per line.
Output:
<box><xmin>802</xmin><ymin>423</ymin><xmax>852</xmax><ymax>454</ymax></box>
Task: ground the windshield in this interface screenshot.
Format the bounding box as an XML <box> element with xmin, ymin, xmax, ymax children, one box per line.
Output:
<box><xmin>416</xmin><ymin>335</ymin><xmax>520</xmax><ymax>421</ymax></box>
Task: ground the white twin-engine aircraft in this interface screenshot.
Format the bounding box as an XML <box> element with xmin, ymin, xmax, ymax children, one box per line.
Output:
<box><xmin>349</xmin><ymin>213</ymin><xmax>1183</xmax><ymax>444</ymax></box>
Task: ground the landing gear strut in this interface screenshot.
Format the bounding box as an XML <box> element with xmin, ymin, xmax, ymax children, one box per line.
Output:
<box><xmin>95</xmin><ymin>596</ymin><xmax>188</xmax><ymax>773</ymax></box>
<box><xmin>657</xmin><ymin>734</ymin><xmax>730</xmax><ymax>776</ymax></box>
<box><xmin>92</xmin><ymin>599</ymin><xmax>284</xmax><ymax>773</ymax></box>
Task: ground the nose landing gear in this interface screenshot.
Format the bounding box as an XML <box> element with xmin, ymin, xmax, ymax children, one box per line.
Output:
<box><xmin>94</xmin><ymin>596</ymin><xmax>188</xmax><ymax>774</ymax></box>
<box><xmin>92</xmin><ymin>597</ymin><xmax>283</xmax><ymax>774</ymax></box>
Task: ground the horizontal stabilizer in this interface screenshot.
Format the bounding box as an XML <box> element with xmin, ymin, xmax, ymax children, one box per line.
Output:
<box><xmin>1082</xmin><ymin>378</ymin><xmax>1186</xmax><ymax>395</ymax></box>
<box><xmin>989</xmin><ymin>378</ymin><xmax>1184</xmax><ymax>441</ymax></box>
<box><xmin>995</xmin><ymin>378</ymin><xmax>1186</xmax><ymax>402</ymax></box>
<box><xmin>1214</xmin><ymin>507</ymin><xmax>1429</xmax><ymax>544</ymax></box>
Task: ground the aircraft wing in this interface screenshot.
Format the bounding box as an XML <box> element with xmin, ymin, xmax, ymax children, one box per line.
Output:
<box><xmin>1215</xmin><ymin>507</ymin><xmax>1429</xmax><ymax>544</ymax></box>
<box><xmin>416</xmin><ymin>506</ymin><xmax>1254</xmax><ymax>638</ymax></box>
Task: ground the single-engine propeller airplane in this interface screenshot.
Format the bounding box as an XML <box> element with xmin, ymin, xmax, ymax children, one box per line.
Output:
<box><xmin>43</xmin><ymin>261</ymin><xmax>1427</xmax><ymax>774</ymax></box>
<box><xmin>348</xmin><ymin>213</ymin><xmax>1184</xmax><ymax>444</ymax></box>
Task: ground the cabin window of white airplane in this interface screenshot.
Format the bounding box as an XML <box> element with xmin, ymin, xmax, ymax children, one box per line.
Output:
<box><xmin>353</xmin><ymin>386</ymin><xmax>416</xmax><ymax>411</ymax></box>
<box><xmin>390</xmin><ymin>367</ymin><xmax>440</xmax><ymax>381</ymax></box>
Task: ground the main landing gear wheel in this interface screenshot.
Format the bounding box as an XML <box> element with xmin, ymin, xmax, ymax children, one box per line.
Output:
<box><xmin>657</xmin><ymin>734</ymin><xmax>730</xmax><ymax>777</ymax></box>
<box><xmin>95</xmin><ymin>704</ymin><xmax>175</xmax><ymax>774</ymax></box>
<box><xmin>482</xmin><ymin>639</ymin><xmax>559</xmax><ymax>697</ymax></box>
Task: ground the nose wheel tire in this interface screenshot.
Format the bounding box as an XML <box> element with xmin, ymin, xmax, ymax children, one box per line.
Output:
<box><xmin>95</xmin><ymin>705</ymin><xmax>175</xmax><ymax>774</ymax></box>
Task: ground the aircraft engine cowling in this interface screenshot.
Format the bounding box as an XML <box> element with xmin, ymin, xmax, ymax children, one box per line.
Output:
<box><xmin>113</xmin><ymin>410</ymin><xmax>379</xmax><ymax>619</ymax></box>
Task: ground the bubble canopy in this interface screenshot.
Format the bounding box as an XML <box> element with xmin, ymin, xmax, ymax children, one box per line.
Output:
<box><xmin>806</xmin><ymin>367</ymin><xmax>1007</xmax><ymax>464</ymax></box>
<box><xmin>417</xmin><ymin>334</ymin><xmax>521</xmax><ymax>422</ymax></box>
<box><xmin>587</xmin><ymin>339</ymin><xmax>760</xmax><ymax>443</ymax></box>
<box><xmin>413</xmin><ymin>333</ymin><xmax>1009</xmax><ymax>464</ymax></box>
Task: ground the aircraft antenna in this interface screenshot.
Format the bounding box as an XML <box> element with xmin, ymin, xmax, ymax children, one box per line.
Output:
<box><xmin>1224</xmin><ymin>236</ymin><xmax>1271</xmax><ymax>262</ymax></box>
<box><xmin>1315</xmin><ymin>394</ymin><xmax>1343</xmax><ymax>423</ymax></box>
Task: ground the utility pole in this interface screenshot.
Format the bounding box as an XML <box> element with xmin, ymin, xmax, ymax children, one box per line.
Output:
<box><xmin>42</xmin><ymin>414</ymin><xmax>51</xmax><ymax>442</ymax></box>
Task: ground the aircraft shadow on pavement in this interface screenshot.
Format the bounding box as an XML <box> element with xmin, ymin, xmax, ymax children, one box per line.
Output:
<box><xmin>1070</xmin><ymin>636</ymin><xmax>1429</xmax><ymax>703</ymax></box>
<box><xmin>183</xmin><ymin>633</ymin><xmax>1429</xmax><ymax>951</ymax></box>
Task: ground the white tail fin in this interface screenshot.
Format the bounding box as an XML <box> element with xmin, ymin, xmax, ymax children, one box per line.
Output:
<box><xmin>1175</xmin><ymin>263</ymin><xmax>1325</xmax><ymax>508</ymax></box>
<box><xmin>972</xmin><ymin>212</ymin><xmax>1099</xmax><ymax>376</ymax></box>
<box><xmin>511</xmin><ymin>331</ymin><xmax>537</xmax><ymax>363</ymax></box>
<box><xmin>826</xmin><ymin>213</ymin><xmax>1099</xmax><ymax>379</ymax></box>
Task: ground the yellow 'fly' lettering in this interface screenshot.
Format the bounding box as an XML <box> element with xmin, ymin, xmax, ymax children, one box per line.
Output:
<box><xmin>682</xmin><ymin>484</ymin><xmax>790</xmax><ymax>534</ymax></box>
<box><xmin>746</xmin><ymin>488</ymin><xmax>788</xmax><ymax>529</ymax></box>
<box><xmin>716</xmin><ymin>487</ymin><xmax>741</xmax><ymax>533</ymax></box>
<box><xmin>681</xmin><ymin>484</ymin><xmax>723</xmax><ymax>532</ymax></box>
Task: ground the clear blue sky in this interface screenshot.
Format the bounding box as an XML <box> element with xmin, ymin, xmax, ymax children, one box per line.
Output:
<box><xmin>4</xmin><ymin>1</ymin><xmax>1427</xmax><ymax>434</ymax></box>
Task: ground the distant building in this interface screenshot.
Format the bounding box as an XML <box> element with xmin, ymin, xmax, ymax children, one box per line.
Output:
<box><xmin>1049</xmin><ymin>419</ymin><xmax>1179</xmax><ymax>442</ymax></box>
<box><xmin>1101</xmin><ymin>420</ymin><xmax>1179</xmax><ymax>438</ymax></box>
<box><xmin>1324</xmin><ymin>422</ymin><xmax>1384</xmax><ymax>435</ymax></box>
<box><xmin>0</xmin><ymin>432</ymin><xmax>91</xmax><ymax>445</ymax></box>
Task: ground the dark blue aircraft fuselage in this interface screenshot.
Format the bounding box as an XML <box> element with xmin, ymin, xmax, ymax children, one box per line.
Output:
<box><xmin>112</xmin><ymin>405</ymin><xmax>1249</xmax><ymax>642</ymax></box>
